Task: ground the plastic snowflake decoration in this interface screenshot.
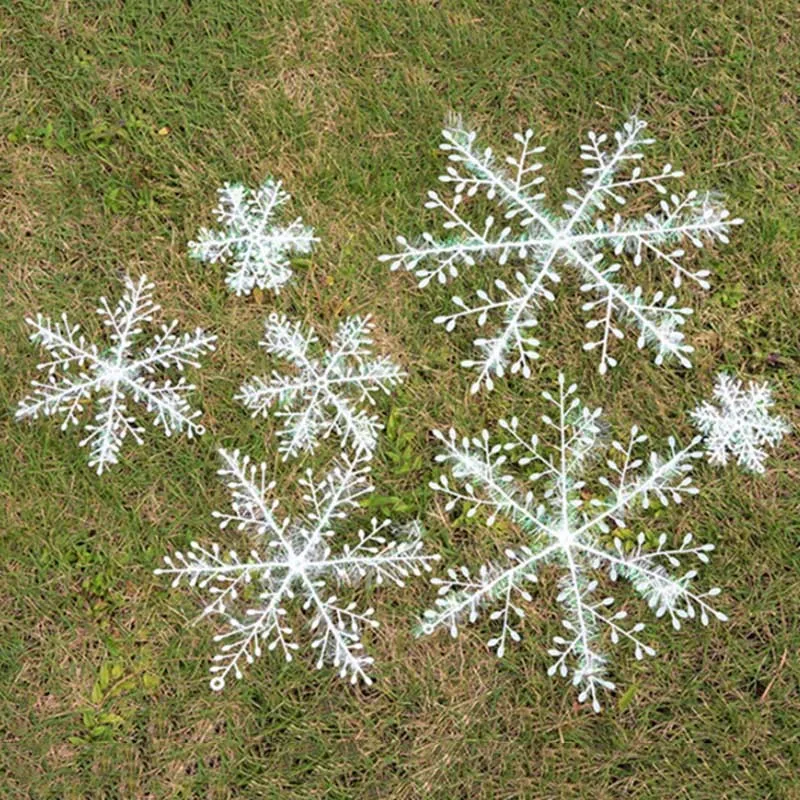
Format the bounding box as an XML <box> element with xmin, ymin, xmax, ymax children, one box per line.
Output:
<box><xmin>690</xmin><ymin>373</ymin><xmax>790</xmax><ymax>474</ymax></box>
<box><xmin>190</xmin><ymin>178</ymin><xmax>317</xmax><ymax>296</ymax></box>
<box><xmin>236</xmin><ymin>313</ymin><xmax>406</xmax><ymax>460</ymax></box>
<box><xmin>381</xmin><ymin>116</ymin><xmax>743</xmax><ymax>392</ymax></box>
<box><xmin>156</xmin><ymin>448</ymin><xmax>439</xmax><ymax>689</ymax></box>
<box><xmin>16</xmin><ymin>275</ymin><xmax>217</xmax><ymax>475</ymax></box>
<box><xmin>419</xmin><ymin>374</ymin><xmax>727</xmax><ymax>712</ymax></box>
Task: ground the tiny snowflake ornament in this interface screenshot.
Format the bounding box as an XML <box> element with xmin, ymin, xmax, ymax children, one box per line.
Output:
<box><xmin>190</xmin><ymin>178</ymin><xmax>317</xmax><ymax>296</ymax></box>
<box><xmin>419</xmin><ymin>374</ymin><xmax>726</xmax><ymax>712</ymax></box>
<box><xmin>690</xmin><ymin>373</ymin><xmax>790</xmax><ymax>474</ymax></box>
<box><xmin>16</xmin><ymin>275</ymin><xmax>217</xmax><ymax>475</ymax></box>
<box><xmin>381</xmin><ymin>116</ymin><xmax>743</xmax><ymax>391</ymax></box>
<box><xmin>156</xmin><ymin>448</ymin><xmax>439</xmax><ymax>689</ymax></box>
<box><xmin>236</xmin><ymin>313</ymin><xmax>406</xmax><ymax>460</ymax></box>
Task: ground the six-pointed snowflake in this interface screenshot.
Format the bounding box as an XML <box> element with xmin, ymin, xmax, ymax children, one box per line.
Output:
<box><xmin>155</xmin><ymin>448</ymin><xmax>439</xmax><ymax>689</ymax></box>
<box><xmin>381</xmin><ymin>116</ymin><xmax>743</xmax><ymax>391</ymax></box>
<box><xmin>236</xmin><ymin>313</ymin><xmax>406</xmax><ymax>460</ymax></box>
<box><xmin>190</xmin><ymin>178</ymin><xmax>317</xmax><ymax>296</ymax></box>
<box><xmin>419</xmin><ymin>374</ymin><xmax>726</xmax><ymax>711</ymax></box>
<box><xmin>16</xmin><ymin>275</ymin><xmax>217</xmax><ymax>475</ymax></box>
<box><xmin>690</xmin><ymin>373</ymin><xmax>790</xmax><ymax>474</ymax></box>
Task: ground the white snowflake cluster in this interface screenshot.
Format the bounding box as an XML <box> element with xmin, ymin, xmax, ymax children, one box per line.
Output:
<box><xmin>691</xmin><ymin>373</ymin><xmax>790</xmax><ymax>474</ymax></box>
<box><xmin>17</xmin><ymin>122</ymin><xmax>783</xmax><ymax>707</ymax></box>
<box><xmin>419</xmin><ymin>374</ymin><xmax>726</xmax><ymax>711</ymax></box>
<box><xmin>155</xmin><ymin>448</ymin><xmax>439</xmax><ymax>688</ymax></box>
<box><xmin>381</xmin><ymin>116</ymin><xmax>742</xmax><ymax>391</ymax></box>
<box><xmin>16</xmin><ymin>275</ymin><xmax>217</xmax><ymax>474</ymax></box>
<box><xmin>237</xmin><ymin>313</ymin><xmax>406</xmax><ymax>460</ymax></box>
<box><xmin>190</xmin><ymin>178</ymin><xmax>317</xmax><ymax>297</ymax></box>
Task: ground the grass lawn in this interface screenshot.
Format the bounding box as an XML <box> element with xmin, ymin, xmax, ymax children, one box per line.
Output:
<box><xmin>1</xmin><ymin>1</ymin><xmax>798</xmax><ymax>797</ymax></box>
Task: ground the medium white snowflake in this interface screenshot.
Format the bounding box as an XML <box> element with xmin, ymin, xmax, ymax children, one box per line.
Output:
<box><xmin>381</xmin><ymin>116</ymin><xmax>743</xmax><ymax>392</ymax></box>
<box><xmin>236</xmin><ymin>313</ymin><xmax>406</xmax><ymax>460</ymax></box>
<box><xmin>16</xmin><ymin>275</ymin><xmax>217</xmax><ymax>475</ymax></box>
<box><xmin>419</xmin><ymin>374</ymin><xmax>726</xmax><ymax>712</ymax></box>
<box><xmin>156</xmin><ymin>448</ymin><xmax>439</xmax><ymax>689</ymax></box>
<box><xmin>189</xmin><ymin>178</ymin><xmax>317</xmax><ymax>296</ymax></box>
<box><xmin>690</xmin><ymin>373</ymin><xmax>790</xmax><ymax>474</ymax></box>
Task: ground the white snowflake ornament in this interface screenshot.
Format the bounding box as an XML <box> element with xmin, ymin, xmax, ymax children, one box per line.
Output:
<box><xmin>236</xmin><ymin>314</ymin><xmax>406</xmax><ymax>460</ymax></box>
<box><xmin>420</xmin><ymin>374</ymin><xmax>726</xmax><ymax>712</ymax></box>
<box><xmin>381</xmin><ymin>116</ymin><xmax>743</xmax><ymax>391</ymax></box>
<box><xmin>16</xmin><ymin>275</ymin><xmax>217</xmax><ymax>475</ymax></box>
<box><xmin>156</xmin><ymin>448</ymin><xmax>439</xmax><ymax>689</ymax></box>
<box><xmin>190</xmin><ymin>178</ymin><xmax>317</xmax><ymax>296</ymax></box>
<box><xmin>690</xmin><ymin>373</ymin><xmax>790</xmax><ymax>474</ymax></box>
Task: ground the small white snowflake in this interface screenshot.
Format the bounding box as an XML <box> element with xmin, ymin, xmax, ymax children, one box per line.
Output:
<box><xmin>381</xmin><ymin>116</ymin><xmax>743</xmax><ymax>391</ymax></box>
<box><xmin>156</xmin><ymin>448</ymin><xmax>439</xmax><ymax>689</ymax></box>
<box><xmin>690</xmin><ymin>373</ymin><xmax>790</xmax><ymax>474</ymax></box>
<box><xmin>189</xmin><ymin>178</ymin><xmax>317</xmax><ymax>296</ymax></box>
<box><xmin>236</xmin><ymin>313</ymin><xmax>406</xmax><ymax>460</ymax></box>
<box><xmin>419</xmin><ymin>374</ymin><xmax>726</xmax><ymax>712</ymax></box>
<box><xmin>16</xmin><ymin>275</ymin><xmax>217</xmax><ymax>475</ymax></box>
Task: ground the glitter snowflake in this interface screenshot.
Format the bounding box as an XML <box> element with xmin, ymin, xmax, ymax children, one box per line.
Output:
<box><xmin>156</xmin><ymin>448</ymin><xmax>439</xmax><ymax>689</ymax></box>
<box><xmin>16</xmin><ymin>275</ymin><xmax>217</xmax><ymax>475</ymax></box>
<box><xmin>381</xmin><ymin>115</ymin><xmax>743</xmax><ymax>392</ymax></box>
<box><xmin>419</xmin><ymin>374</ymin><xmax>726</xmax><ymax>712</ymax></box>
<box><xmin>236</xmin><ymin>313</ymin><xmax>406</xmax><ymax>460</ymax></box>
<box><xmin>189</xmin><ymin>178</ymin><xmax>317</xmax><ymax>296</ymax></box>
<box><xmin>690</xmin><ymin>373</ymin><xmax>790</xmax><ymax>474</ymax></box>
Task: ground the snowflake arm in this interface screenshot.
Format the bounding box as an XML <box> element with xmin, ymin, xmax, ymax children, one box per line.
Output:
<box><xmin>304</xmin><ymin>588</ymin><xmax>376</xmax><ymax>684</ymax></box>
<box><xmin>97</xmin><ymin>275</ymin><xmax>159</xmax><ymax>357</ymax></box>
<box><xmin>321</xmin><ymin>519</ymin><xmax>434</xmax><ymax>587</ymax></box>
<box><xmin>690</xmin><ymin>374</ymin><xmax>791</xmax><ymax>473</ymax></box>
<box><xmin>137</xmin><ymin>321</ymin><xmax>219</xmax><ymax>372</ymax></box>
<box><xmin>212</xmin><ymin>448</ymin><xmax>288</xmax><ymax>541</ymax></box>
<box><xmin>383</xmin><ymin>115</ymin><xmax>742</xmax><ymax>385</ymax></box>
<box><xmin>16</xmin><ymin>275</ymin><xmax>216</xmax><ymax>474</ymax></box>
<box><xmin>156</xmin><ymin>449</ymin><xmax>439</xmax><ymax>690</ymax></box>
<box><xmin>236</xmin><ymin>314</ymin><xmax>406</xmax><ymax>460</ymax></box>
<box><xmin>299</xmin><ymin>454</ymin><xmax>374</xmax><ymax>538</ymax></box>
<box><xmin>420</xmin><ymin>373</ymin><xmax>725</xmax><ymax>711</ymax></box>
<box><xmin>420</xmin><ymin>547</ymin><xmax>556</xmax><ymax>652</ymax></box>
<box><xmin>209</xmin><ymin>587</ymin><xmax>298</xmax><ymax>690</ymax></box>
<box><xmin>189</xmin><ymin>179</ymin><xmax>317</xmax><ymax>296</ymax></box>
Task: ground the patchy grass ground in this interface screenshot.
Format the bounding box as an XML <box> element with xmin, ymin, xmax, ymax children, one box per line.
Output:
<box><xmin>1</xmin><ymin>1</ymin><xmax>798</xmax><ymax>798</ymax></box>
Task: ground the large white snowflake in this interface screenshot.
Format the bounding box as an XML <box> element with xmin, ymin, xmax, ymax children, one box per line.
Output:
<box><xmin>156</xmin><ymin>448</ymin><xmax>439</xmax><ymax>689</ymax></box>
<box><xmin>236</xmin><ymin>313</ymin><xmax>406</xmax><ymax>460</ymax></box>
<box><xmin>189</xmin><ymin>178</ymin><xmax>317</xmax><ymax>296</ymax></box>
<box><xmin>690</xmin><ymin>373</ymin><xmax>790</xmax><ymax>474</ymax></box>
<box><xmin>419</xmin><ymin>374</ymin><xmax>726</xmax><ymax>712</ymax></box>
<box><xmin>381</xmin><ymin>115</ymin><xmax>743</xmax><ymax>392</ymax></box>
<box><xmin>16</xmin><ymin>275</ymin><xmax>217</xmax><ymax>475</ymax></box>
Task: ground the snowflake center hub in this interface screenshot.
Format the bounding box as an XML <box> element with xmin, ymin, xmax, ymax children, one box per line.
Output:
<box><xmin>284</xmin><ymin>548</ymin><xmax>308</xmax><ymax>577</ymax></box>
<box><xmin>98</xmin><ymin>359</ymin><xmax>137</xmax><ymax>387</ymax></box>
<box><xmin>555</xmin><ymin>524</ymin><xmax>575</xmax><ymax>549</ymax></box>
<box><xmin>551</xmin><ymin>229</ymin><xmax>571</xmax><ymax>251</ymax></box>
